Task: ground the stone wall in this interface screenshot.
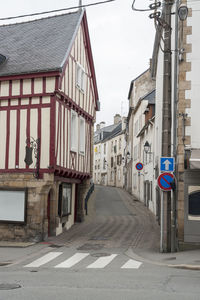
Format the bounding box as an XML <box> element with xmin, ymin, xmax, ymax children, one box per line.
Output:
<box><xmin>0</xmin><ymin>173</ymin><xmax>55</xmax><ymax>242</ymax></box>
<box><xmin>177</xmin><ymin>2</ymin><xmax>192</xmax><ymax>242</ymax></box>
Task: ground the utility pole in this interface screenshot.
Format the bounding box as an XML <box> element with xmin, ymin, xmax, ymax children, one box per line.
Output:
<box><xmin>161</xmin><ymin>0</ymin><xmax>172</xmax><ymax>252</ymax></box>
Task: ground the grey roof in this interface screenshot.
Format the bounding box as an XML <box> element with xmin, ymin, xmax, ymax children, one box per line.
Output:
<box><xmin>0</xmin><ymin>10</ymin><xmax>83</xmax><ymax>76</ymax></box>
<box><xmin>94</xmin><ymin>123</ymin><xmax>119</xmax><ymax>135</ymax></box>
<box><xmin>140</xmin><ymin>89</ymin><xmax>155</xmax><ymax>104</ymax></box>
<box><xmin>94</xmin><ymin>122</ymin><xmax>122</xmax><ymax>144</ymax></box>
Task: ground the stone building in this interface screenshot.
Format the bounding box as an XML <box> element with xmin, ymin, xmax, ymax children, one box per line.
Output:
<box><xmin>0</xmin><ymin>10</ymin><xmax>99</xmax><ymax>241</ymax></box>
<box><xmin>94</xmin><ymin>115</ymin><xmax>126</xmax><ymax>188</ymax></box>
<box><xmin>152</xmin><ymin>0</ymin><xmax>200</xmax><ymax>249</ymax></box>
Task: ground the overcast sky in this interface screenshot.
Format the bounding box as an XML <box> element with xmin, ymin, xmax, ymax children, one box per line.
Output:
<box><xmin>0</xmin><ymin>0</ymin><xmax>156</xmax><ymax>126</ymax></box>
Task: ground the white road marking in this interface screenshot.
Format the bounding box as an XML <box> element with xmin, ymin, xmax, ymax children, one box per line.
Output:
<box><xmin>54</xmin><ymin>253</ymin><xmax>89</xmax><ymax>268</ymax></box>
<box><xmin>121</xmin><ymin>259</ymin><xmax>142</xmax><ymax>269</ymax></box>
<box><xmin>24</xmin><ymin>252</ymin><xmax>62</xmax><ymax>268</ymax></box>
<box><xmin>87</xmin><ymin>254</ymin><xmax>118</xmax><ymax>269</ymax></box>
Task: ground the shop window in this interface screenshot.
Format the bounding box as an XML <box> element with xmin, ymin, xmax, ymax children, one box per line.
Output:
<box><xmin>0</xmin><ymin>189</ymin><xmax>27</xmax><ymax>223</ymax></box>
<box><xmin>58</xmin><ymin>183</ymin><xmax>72</xmax><ymax>217</ymax></box>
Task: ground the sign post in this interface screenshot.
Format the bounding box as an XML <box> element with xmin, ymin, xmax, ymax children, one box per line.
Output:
<box><xmin>157</xmin><ymin>172</ymin><xmax>174</xmax><ymax>191</ymax></box>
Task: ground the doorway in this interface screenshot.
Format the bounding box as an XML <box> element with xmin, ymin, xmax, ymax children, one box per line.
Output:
<box><xmin>184</xmin><ymin>171</ymin><xmax>200</xmax><ymax>242</ymax></box>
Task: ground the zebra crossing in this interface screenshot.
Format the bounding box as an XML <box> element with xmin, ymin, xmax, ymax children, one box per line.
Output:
<box><xmin>24</xmin><ymin>251</ymin><xmax>142</xmax><ymax>270</ymax></box>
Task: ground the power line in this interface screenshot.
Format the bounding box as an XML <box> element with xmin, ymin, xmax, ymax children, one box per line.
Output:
<box><xmin>0</xmin><ymin>0</ymin><xmax>116</xmax><ymax>21</ymax></box>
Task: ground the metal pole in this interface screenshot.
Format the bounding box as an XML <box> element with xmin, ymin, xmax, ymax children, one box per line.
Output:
<box><xmin>161</xmin><ymin>0</ymin><xmax>172</xmax><ymax>252</ymax></box>
<box><xmin>160</xmin><ymin>191</ymin><xmax>164</xmax><ymax>252</ymax></box>
<box><xmin>171</xmin><ymin>0</ymin><xmax>179</xmax><ymax>253</ymax></box>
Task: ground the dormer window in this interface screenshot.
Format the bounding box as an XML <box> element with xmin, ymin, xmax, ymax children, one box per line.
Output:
<box><xmin>0</xmin><ymin>54</ymin><xmax>7</xmax><ymax>65</ymax></box>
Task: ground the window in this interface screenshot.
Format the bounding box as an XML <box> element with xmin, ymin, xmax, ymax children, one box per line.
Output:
<box><xmin>111</xmin><ymin>141</ymin><xmax>113</xmax><ymax>152</ymax></box>
<box><xmin>117</xmin><ymin>155</ymin><xmax>122</xmax><ymax>166</ymax></box>
<box><xmin>118</xmin><ymin>169</ymin><xmax>121</xmax><ymax>181</ymax></box>
<box><xmin>76</xmin><ymin>63</ymin><xmax>86</xmax><ymax>92</ymax></box>
<box><xmin>71</xmin><ymin>111</ymin><xmax>78</xmax><ymax>152</ymax></box>
<box><xmin>111</xmin><ymin>157</ymin><xmax>114</xmax><ymax>168</ymax></box>
<box><xmin>104</xmin><ymin>143</ymin><xmax>106</xmax><ymax>155</ymax></box>
<box><xmin>58</xmin><ymin>183</ymin><xmax>72</xmax><ymax>217</ymax></box>
<box><xmin>134</xmin><ymin>120</ymin><xmax>139</xmax><ymax>136</ymax></box>
<box><xmin>79</xmin><ymin>117</ymin><xmax>85</xmax><ymax>155</ymax></box>
<box><xmin>0</xmin><ymin>189</ymin><xmax>27</xmax><ymax>223</ymax></box>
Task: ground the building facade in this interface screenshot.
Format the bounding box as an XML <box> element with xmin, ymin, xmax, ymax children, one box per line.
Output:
<box><xmin>126</xmin><ymin>69</ymin><xmax>155</xmax><ymax>200</ymax></box>
<box><xmin>94</xmin><ymin>115</ymin><xmax>126</xmax><ymax>188</ymax></box>
<box><xmin>152</xmin><ymin>0</ymin><xmax>200</xmax><ymax>249</ymax></box>
<box><xmin>0</xmin><ymin>10</ymin><xmax>99</xmax><ymax>241</ymax></box>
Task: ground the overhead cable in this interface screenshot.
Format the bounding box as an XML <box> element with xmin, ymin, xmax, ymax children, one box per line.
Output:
<box><xmin>0</xmin><ymin>0</ymin><xmax>116</xmax><ymax>21</ymax></box>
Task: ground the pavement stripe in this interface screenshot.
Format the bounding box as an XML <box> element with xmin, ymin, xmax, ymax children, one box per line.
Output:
<box><xmin>121</xmin><ymin>259</ymin><xmax>142</xmax><ymax>269</ymax></box>
<box><xmin>24</xmin><ymin>252</ymin><xmax>62</xmax><ymax>268</ymax></box>
<box><xmin>87</xmin><ymin>254</ymin><xmax>118</xmax><ymax>269</ymax></box>
<box><xmin>54</xmin><ymin>253</ymin><xmax>89</xmax><ymax>268</ymax></box>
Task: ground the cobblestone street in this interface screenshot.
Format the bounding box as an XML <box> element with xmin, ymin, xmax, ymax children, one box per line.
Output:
<box><xmin>47</xmin><ymin>185</ymin><xmax>160</xmax><ymax>253</ymax></box>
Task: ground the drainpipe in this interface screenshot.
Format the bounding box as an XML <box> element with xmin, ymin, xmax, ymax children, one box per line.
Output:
<box><xmin>171</xmin><ymin>0</ymin><xmax>179</xmax><ymax>253</ymax></box>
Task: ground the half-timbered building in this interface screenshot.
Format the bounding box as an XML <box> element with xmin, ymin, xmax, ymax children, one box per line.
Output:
<box><xmin>0</xmin><ymin>9</ymin><xmax>99</xmax><ymax>241</ymax></box>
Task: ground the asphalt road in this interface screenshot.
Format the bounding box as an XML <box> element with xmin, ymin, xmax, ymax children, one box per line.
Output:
<box><xmin>1</xmin><ymin>185</ymin><xmax>200</xmax><ymax>300</ymax></box>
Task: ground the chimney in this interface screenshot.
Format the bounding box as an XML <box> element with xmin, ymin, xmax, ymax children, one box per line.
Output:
<box><xmin>100</xmin><ymin>121</ymin><xmax>106</xmax><ymax>129</ymax></box>
<box><xmin>114</xmin><ymin>114</ymin><xmax>121</xmax><ymax>125</ymax></box>
<box><xmin>122</xmin><ymin>117</ymin><xmax>127</xmax><ymax>131</ymax></box>
<box><xmin>96</xmin><ymin>124</ymin><xmax>100</xmax><ymax>131</ymax></box>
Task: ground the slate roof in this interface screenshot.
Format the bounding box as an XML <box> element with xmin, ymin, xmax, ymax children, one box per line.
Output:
<box><xmin>94</xmin><ymin>122</ymin><xmax>123</xmax><ymax>144</ymax></box>
<box><xmin>0</xmin><ymin>10</ymin><xmax>83</xmax><ymax>76</ymax></box>
<box><xmin>140</xmin><ymin>89</ymin><xmax>155</xmax><ymax>105</ymax></box>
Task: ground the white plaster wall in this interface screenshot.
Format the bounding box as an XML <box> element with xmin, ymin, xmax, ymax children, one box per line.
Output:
<box><xmin>132</xmin><ymin>100</ymin><xmax>147</xmax><ymax>198</ymax></box>
<box><xmin>0</xmin><ymin>81</ymin><xmax>9</xmax><ymax>96</ymax></box>
<box><xmin>41</xmin><ymin>108</ymin><xmax>50</xmax><ymax>169</ymax></box>
<box><xmin>8</xmin><ymin>110</ymin><xmax>17</xmax><ymax>169</ymax></box>
<box><xmin>23</xmin><ymin>79</ymin><xmax>31</xmax><ymax>95</ymax></box>
<box><xmin>0</xmin><ymin>111</ymin><xmax>7</xmax><ymax>168</ymax></box>
<box><xmin>46</xmin><ymin>77</ymin><xmax>55</xmax><ymax>93</ymax></box>
<box><xmin>12</xmin><ymin>80</ymin><xmax>20</xmax><ymax>96</ymax></box>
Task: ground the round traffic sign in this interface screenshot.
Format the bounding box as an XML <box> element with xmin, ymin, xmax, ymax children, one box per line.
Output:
<box><xmin>136</xmin><ymin>162</ymin><xmax>143</xmax><ymax>171</ymax></box>
<box><xmin>157</xmin><ymin>172</ymin><xmax>174</xmax><ymax>191</ymax></box>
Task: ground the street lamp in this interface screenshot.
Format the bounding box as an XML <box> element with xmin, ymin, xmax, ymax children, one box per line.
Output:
<box><xmin>144</xmin><ymin>141</ymin><xmax>153</xmax><ymax>155</ymax></box>
<box><xmin>126</xmin><ymin>151</ymin><xmax>131</xmax><ymax>160</ymax></box>
<box><xmin>178</xmin><ymin>4</ymin><xmax>188</xmax><ymax>21</ymax></box>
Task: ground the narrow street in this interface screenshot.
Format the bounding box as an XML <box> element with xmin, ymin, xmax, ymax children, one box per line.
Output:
<box><xmin>1</xmin><ymin>186</ymin><xmax>200</xmax><ymax>300</ymax></box>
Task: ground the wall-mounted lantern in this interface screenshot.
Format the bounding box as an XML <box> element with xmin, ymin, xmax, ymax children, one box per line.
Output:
<box><xmin>178</xmin><ymin>4</ymin><xmax>188</xmax><ymax>21</ymax></box>
<box><xmin>24</xmin><ymin>137</ymin><xmax>40</xmax><ymax>179</ymax></box>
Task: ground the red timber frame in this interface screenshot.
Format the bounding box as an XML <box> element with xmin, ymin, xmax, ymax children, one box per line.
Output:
<box><xmin>0</xmin><ymin>10</ymin><xmax>97</xmax><ymax>182</ymax></box>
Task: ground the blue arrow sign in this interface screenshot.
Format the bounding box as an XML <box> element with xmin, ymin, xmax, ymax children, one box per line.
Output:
<box><xmin>160</xmin><ymin>157</ymin><xmax>174</xmax><ymax>172</ymax></box>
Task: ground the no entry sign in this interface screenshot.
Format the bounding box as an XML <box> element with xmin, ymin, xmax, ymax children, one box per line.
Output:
<box><xmin>157</xmin><ymin>172</ymin><xmax>174</xmax><ymax>191</ymax></box>
<box><xmin>136</xmin><ymin>162</ymin><xmax>143</xmax><ymax>171</ymax></box>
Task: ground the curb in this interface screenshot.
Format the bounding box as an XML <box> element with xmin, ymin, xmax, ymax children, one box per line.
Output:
<box><xmin>0</xmin><ymin>242</ymin><xmax>35</xmax><ymax>248</ymax></box>
<box><xmin>125</xmin><ymin>247</ymin><xmax>200</xmax><ymax>271</ymax></box>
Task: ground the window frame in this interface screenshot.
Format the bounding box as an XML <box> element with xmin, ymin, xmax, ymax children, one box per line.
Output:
<box><xmin>76</xmin><ymin>62</ymin><xmax>86</xmax><ymax>93</ymax></box>
<box><xmin>79</xmin><ymin>116</ymin><xmax>85</xmax><ymax>155</ymax></box>
<box><xmin>0</xmin><ymin>188</ymin><xmax>27</xmax><ymax>224</ymax></box>
<box><xmin>71</xmin><ymin>110</ymin><xmax>78</xmax><ymax>152</ymax></box>
<box><xmin>58</xmin><ymin>183</ymin><xmax>72</xmax><ymax>218</ymax></box>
